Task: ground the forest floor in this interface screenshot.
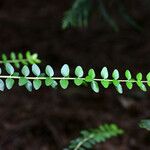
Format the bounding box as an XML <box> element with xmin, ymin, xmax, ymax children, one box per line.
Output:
<box><xmin>0</xmin><ymin>0</ymin><xmax>150</xmax><ymax>149</ymax></box>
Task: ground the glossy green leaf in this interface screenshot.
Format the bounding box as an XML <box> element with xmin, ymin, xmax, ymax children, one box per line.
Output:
<box><xmin>60</xmin><ymin>79</ymin><xmax>69</xmax><ymax>89</ymax></box>
<box><xmin>18</xmin><ymin>53</ymin><xmax>28</xmax><ymax>65</ymax></box>
<box><xmin>85</xmin><ymin>75</ymin><xmax>93</xmax><ymax>82</ymax></box>
<box><xmin>116</xmin><ymin>84</ymin><xmax>123</xmax><ymax>94</ymax></box>
<box><xmin>0</xmin><ymin>79</ymin><xmax>4</xmax><ymax>91</ymax></box>
<box><xmin>33</xmin><ymin>79</ymin><xmax>42</xmax><ymax>90</ymax></box>
<box><xmin>25</xmin><ymin>81</ymin><xmax>32</xmax><ymax>92</ymax></box>
<box><xmin>125</xmin><ymin>70</ymin><xmax>131</xmax><ymax>80</ymax></box>
<box><xmin>31</xmin><ymin>53</ymin><xmax>41</xmax><ymax>63</ymax></box>
<box><xmin>19</xmin><ymin>77</ymin><xmax>28</xmax><ymax>86</ymax></box>
<box><xmin>45</xmin><ymin>65</ymin><xmax>54</xmax><ymax>77</ymax></box>
<box><xmin>5</xmin><ymin>63</ymin><xmax>14</xmax><ymax>75</ymax></box>
<box><xmin>6</xmin><ymin>78</ymin><xmax>15</xmax><ymax>90</ymax></box>
<box><xmin>10</xmin><ymin>52</ymin><xmax>19</xmax><ymax>68</ymax></box>
<box><xmin>146</xmin><ymin>72</ymin><xmax>150</xmax><ymax>81</ymax></box>
<box><xmin>61</xmin><ymin>64</ymin><xmax>70</xmax><ymax>77</ymax></box>
<box><xmin>126</xmin><ymin>81</ymin><xmax>133</xmax><ymax>89</ymax></box>
<box><xmin>2</xmin><ymin>54</ymin><xmax>7</xmax><ymax>64</ymax></box>
<box><xmin>101</xmin><ymin>80</ymin><xmax>110</xmax><ymax>88</ymax></box>
<box><xmin>51</xmin><ymin>80</ymin><xmax>58</xmax><ymax>88</ymax></box>
<box><xmin>139</xmin><ymin>83</ymin><xmax>147</xmax><ymax>92</ymax></box>
<box><xmin>112</xmin><ymin>69</ymin><xmax>119</xmax><ymax>80</ymax></box>
<box><xmin>88</xmin><ymin>69</ymin><xmax>95</xmax><ymax>79</ymax></box>
<box><xmin>147</xmin><ymin>81</ymin><xmax>150</xmax><ymax>87</ymax></box>
<box><xmin>45</xmin><ymin>77</ymin><xmax>53</xmax><ymax>86</ymax></box>
<box><xmin>26</xmin><ymin>51</ymin><xmax>35</xmax><ymax>64</ymax></box>
<box><xmin>22</xmin><ymin>65</ymin><xmax>30</xmax><ymax>77</ymax></box>
<box><xmin>113</xmin><ymin>80</ymin><xmax>120</xmax><ymax>87</ymax></box>
<box><xmin>0</xmin><ymin>68</ymin><xmax>2</xmax><ymax>74</ymax></box>
<box><xmin>74</xmin><ymin>78</ymin><xmax>83</xmax><ymax>86</ymax></box>
<box><xmin>136</xmin><ymin>72</ymin><xmax>142</xmax><ymax>81</ymax></box>
<box><xmin>32</xmin><ymin>64</ymin><xmax>41</xmax><ymax>76</ymax></box>
<box><xmin>101</xmin><ymin>67</ymin><xmax>108</xmax><ymax>79</ymax></box>
<box><xmin>91</xmin><ymin>81</ymin><xmax>99</xmax><ymax>93</ymax></box>
<box><xmin>75</xmin><ymin>66</ymin><xmax>84</xmax><ymax>77</ymax></box>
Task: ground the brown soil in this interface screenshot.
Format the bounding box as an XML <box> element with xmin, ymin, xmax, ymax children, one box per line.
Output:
<box><xmin>0</xmin><ymin>0</ymin><xmax>150</xmax><ymax>149</ymax></box>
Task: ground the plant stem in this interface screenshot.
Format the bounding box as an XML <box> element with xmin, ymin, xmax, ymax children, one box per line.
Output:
<box><xmin>0</xmin><ymin>59</ymin><xmax>28</xmax><ymax>64</ymax></box>
<box><xmin>74</xmin><ymin>134</ymin><xmax>94</xmax><ymax>150</ymax></box>
<box><xmin>0</xmin><ymin>75</ymin><xmax>148</xmax><ymax>83</ymax></box>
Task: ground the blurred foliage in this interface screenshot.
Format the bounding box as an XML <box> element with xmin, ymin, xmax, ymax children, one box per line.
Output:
<box><xmin>64</xmin><ymin>123</ymin><xmax>124</xmax><ymax>150</ymax></box>
<box><xmin>62</xmin><ymin>0</ymin><xmax>142</xmax><ymax>31</ymax></box>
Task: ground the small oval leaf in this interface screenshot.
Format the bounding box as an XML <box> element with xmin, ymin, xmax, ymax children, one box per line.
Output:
<box><xmin>101</xmin><ymin>67</ymin><xmax>108</xmax><ymax>79</ymax></box>
<box><xmin>45</xmin><ymin>65</ymin><xmax>54</xmax><ymax>77</ymax></box>
<box><xmin>5</xmin><ymin>63</ymin><xmax>14</xmax><ymax>75</ymax></box>
<box><xmin>61</xmin><ymin>64</ymin><xmax>70</xmax><ymax>77</ymax></box>
<box><xmin>112</xmin><ymin>69</ymin><xmax>119</xmax><ymax>80</ymax></box>
<box><xmin>75</xmin><ymin>66</ymin><xmax>84</xmax><ymax>77</ymax></box>
<box><xmin>32</xmin><ymin>64</ymin><xmax>41</xmax><ymax>76</ymax></box>
<box><xmin>22</xmin><ymin>65</ymin><xmax>30</xmax><ymax>77</ymax></box>
<box><xmin>60</xmin><ymin>79</ymin><xmax>69</xmax><ymax>89</ymax></box>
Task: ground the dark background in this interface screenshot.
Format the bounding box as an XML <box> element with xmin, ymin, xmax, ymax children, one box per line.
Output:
<box><xmin>0</xmin><ymin>0</ymin><xmax>150</xmax><ymax>149</ymax></box>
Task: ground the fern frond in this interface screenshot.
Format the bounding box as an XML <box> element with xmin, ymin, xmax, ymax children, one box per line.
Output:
<box><xmin>62</xmin><ymin>0</ymin><xmax>92</xmax><ymax>29</ymax></box>
<box><xmin>0</xmin><ymin>64</ymin><xmax>150</xmax><ymax>93</ymax></box>
<box><xmin>99</xmin><ymin>1</ymin><xmax>119</xmax><ymax>32</ymax></box>
<box><xmin>0</xmin><ymin>51</ymin><xmax>41</xmax><ymax>68</ymax></box>
<box><xmin>63</xmin><ymin>0</ymin><xmax>141</xmax><ymax>31</ymax></box>
<box><xmin>64</xmin><ymin>123</ymin><xmax>124</xmax><ymax>150</ymax></box>
<box><xmin>139</xmin><ymin>119</ymin><xmax>150</xmax><ymax>131</ymax></box>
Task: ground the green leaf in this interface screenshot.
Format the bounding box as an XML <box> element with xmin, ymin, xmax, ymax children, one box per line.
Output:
<box><xmin>5</xmin><ymin>63</ymin><xmax>14</xmax><ymax>75</ymax></box>
<box><xmin>61</xmin><ymin>64</ymin><xmax>70</xmax><ymax>77</ymax></box>
<box><xmin>6</xmin><ymin>78</ymin><xmax>14</xmax><ymax>90</ymax></box>
<box><xmin>19</xmin><ymin>77</ymin><xmax>28</xmax><ymax>86</ymax></box>
<box><xmin>26</xmin><ymin>51</ymin><xmax>35</xmax><ymax>64</ymax></box>
<box><xmin>10</xmin><ymin>52</ymin><xmax>19</xmax><ymax>68</ymax></box>
<box><xmin>146</xmin><ymin>72</ymin><xmax>150</xmax><ymax>81</ymax></box>
<box><xmin>51</xmin><ymin>80</ymin><xmax>58</xmax><ymax>88</ymax></box>
<box><xmin>0</xmin><ymin>68</ymin><xmax>2</xmax><ymax>74</ymax></box>
<box><xmin>45</xmin><ymin>77</ymin><xmax>53</xmax><ymax>86</ymax></box>
<box><xmin>75</xmin><ymin>66</ymin><xmax>84</xmax><ymax>77</ymax></box>
<box><xmin>91</xmin><ymin>81</ymin><xmax>99</xmax><ymax>93</ymax></box>
<box><xmin>126</xmin><ymin>81</ymin><xmax>133</xmax><ymax>89</ymax></box>
<box><xmin>112</xmin><ymin>69</ymin><xmax>119</xmax><ymax>80</ymax></box>
<box><xmin>18</xmin><ymin>53</ymin><xmax>28</xmax><ymax>65</ymax></box>
<box><xmin>25</xmin><ymin>81</ymin><xmax>32</xmax><ymax>92</ymax></box>
<box><xmin>31</xmin><ymin>53</ymin><xmax>41</xmax><ymax>63</ymax></box>
<box><xmin>21</xmin><ymin>65</ymin><xmax>30</xmax><ymax>77</ymax></box>
<box><xmin>32</xmin><ymin>64</ymin><xmax>41</xmax><ymax>76</ymax></box>
<box><xmin>45</xmin><ymin>65</ymin><xmax>54</xmax><ymax>77</ymax></box>
<box><xmin>88</xmin><ymin>69</ymin><xmax>95</xmax><ymax>79</ymax></box>
<box><xmin>136</xmin><ymin>72</ymin><xmax>142</xmax><ymax>81</ymax></box>
<box><xmin>139</xmin><ymin>119</ymin><xmax>150</xmax><ymax>131</ymax></box>
<box><xmin>137</xmin><ymin>80</ymin><xmax>142</xmax><ymax>87</ymax></box>
<box><xmin>2</xmin><ymin>54</ymin><xmax>7</xmax><ymax>64</ymax></box>
<box><xmin>74</xmin><ymin>78</ymin><xmax>83</xmax><ymax>86</ymax></box>
<box><xmin>125</xmin><ymin>70</ymin><xmax>132</xmax><ymax>80</ymax></box>
<box><xmin>113</xmin><ymin>80</ymin><xmax>120</xmax><ymax>86</ymax></box>
<box><xmin>101</xmin><ymin>80</ymin><xmax>110</xmax><ymax>88</ymax></box>
<box><xmin>0</xmin><ymin>79</ymin><xmax>4</xmax><ymax>91</ymax></box>
<box><xmin>101</xmin><ymin>67</ymin><xmax>108</xmax><ymax>79</ymax></box>
<box><xmin>85</xmin><ymin>75</ymin><xmax>93</xmax><ymax>82</ymax></box>
<box><xmin>116</xmin><ymin>84</ymin><xmax>123</xmax><ymax>94</ymax></box>
<box><xmin>139</xmin><ymin>83</ymin><xmax>147</xmax><ymax>92</ymax></box>
<box><xmin>147</xmin><ymin>81</ymin><xmax>150</xmax><ymax>87</ymax></box>
<box><xmin>33</xmin><ymin>79</ymin><xmax>42</xmax><ymax>90</ymax></box>
<box><xmin>60</xmin><ymin>79</ymin><xmax>69</xmax><ymax>89</ymax></box>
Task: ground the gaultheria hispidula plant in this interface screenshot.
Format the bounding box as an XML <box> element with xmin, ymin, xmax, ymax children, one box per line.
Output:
<box><xmin>0</xmin><ymin>63</ymin><xmax>149</xmax><ymax>93</ymax></box>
